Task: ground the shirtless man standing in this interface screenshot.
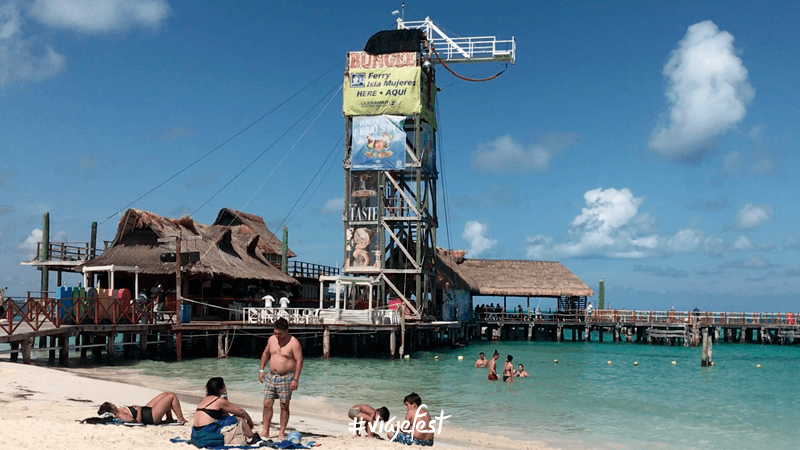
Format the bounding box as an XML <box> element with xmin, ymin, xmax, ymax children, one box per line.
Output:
<box><xmin>488</xmin><ymin>351</ymin><xmax>500</xmax><ymax>381</ymax></box>
<box><xmin>474</xmin><ymin>352</ymin><xmax>488</xmax><ymax>368</ymax></box>
<box><xmin>503</xmin><ymin>355</ymin><xmax>515</xmax><ymax>382</ymax></box>
<box><xmin>258</xmin><ymin>318</ymin><xmax>303</xmax><ymax>440</ymax></box>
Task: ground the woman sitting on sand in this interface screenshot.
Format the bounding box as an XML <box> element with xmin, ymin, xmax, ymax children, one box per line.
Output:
<box><xmin>191</xmin><ymin>377</ymin><xmax>260</xmax><ymax>447</ymax></box>
<box><xmin>98</xmin><ymin>391</ymin><xmax>186</xmax><ymax>425</ymax></box>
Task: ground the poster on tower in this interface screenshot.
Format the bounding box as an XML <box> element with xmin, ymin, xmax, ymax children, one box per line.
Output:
<box><xmin>344</xmin><ymin>54</ymin><xmax>436</xmax><ymax>128</ymax></box>
<box><xmin>351</xmin><ymin>115</ymin><xmax>406</xmax><ymax>171</ymax></box>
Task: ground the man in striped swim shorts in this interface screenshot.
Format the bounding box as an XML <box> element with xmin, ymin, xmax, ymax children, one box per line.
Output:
<box><xmin>258</xmin><ymin>318</ymin><xmax>303</xmax><ymax>440</ymax></box>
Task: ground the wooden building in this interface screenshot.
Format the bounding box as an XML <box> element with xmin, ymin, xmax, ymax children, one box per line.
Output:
<box><xmin>78</xmin><ymin>208</ymin><xmax>299</xmax><ymax>318</ymax></box>
<box><xmin>436</xmin><ymin>248</ymin><xmax>594</xmax><ymax>321</ymax></box>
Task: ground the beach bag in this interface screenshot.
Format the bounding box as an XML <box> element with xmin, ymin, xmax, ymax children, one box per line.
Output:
<box><xmin>221</xmin><ymin>418</ymin><xmax>247</xmax><ymax>446</ymax></box>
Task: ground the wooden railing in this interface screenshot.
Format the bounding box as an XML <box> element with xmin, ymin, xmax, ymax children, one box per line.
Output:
<box><xmin>476</xmin><ymin>310</ymin><xmax>800</xmax><ymax>326</ymax></box>
<box><xmin>0</xmin><ymin>297</ymin><xmax>173</xmax><ymax>335</ymax></box>
<box><xmin>286</xmin><ymin>261</ymin><xmax>340</xmax><ymax>279</ymax></box>
<box><xmin>33</xmin><ymin>241</ymin><xmax>102</xmax><ymax>262</ymax></box>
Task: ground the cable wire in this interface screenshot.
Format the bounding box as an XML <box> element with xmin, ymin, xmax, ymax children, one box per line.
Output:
<box><xmin>431</xmin><ymin>46</ymin><xmax>507</xmax><ymax>82</ymax></box>
<box><xmin>279</xmin><ymin>133</ymin><xmax>344</xmax><ymax>229</ymax></box>
<box><xmin>189</xmin><ymin>81</ymin><xmax>342</xmax><ymax>218</ymax></box>
<box><xmin>99</xmin><ymin>60</ymin><xmax>342</xmax><ymax>225</ymax></box>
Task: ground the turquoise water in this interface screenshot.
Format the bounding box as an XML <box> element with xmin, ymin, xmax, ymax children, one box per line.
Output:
<box><xmin>7</xmin><ymin>338</ymin><xmax>800</xmax><ymax>449</ymax></box>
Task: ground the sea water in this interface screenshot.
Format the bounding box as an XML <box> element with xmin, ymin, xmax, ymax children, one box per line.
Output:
<box><xmin>9</xmin><ymin>339</ymin><xmax>800</xmax><ymax>449</ymax></box>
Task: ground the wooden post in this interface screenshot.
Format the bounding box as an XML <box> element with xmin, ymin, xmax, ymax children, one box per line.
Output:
<box><xmin>399</xmin><ymin>306</ymin><xmax>406</xmax><ymax>357</ymax></box>
<box><xmin>390</xmin><ymin>330</ymin><xmax>396</xmax><ymax>358</ymax></box>
<box><xmin>139</xmin><ymin>333</ymin><xmax>148</xmax><ymax>357</ymax></box>
<box><xmin>41</xmin><ymin>212</ymin><xmax>50</xmax><ymax>298</ymax></box>
<box><xmin>176</xmin><ymin>236</ymin><xmax>182</xmax><ymax>325</ymax></box>
<box><xmin>708</xmin><ymin>330</ymin><xmax>713</xmax><ymax>365</ymax></box>
<box><xmin>59</xmin><ymin>334</ymin><xmax>69</xmax><ymax>366</ymax></box>
<box><xmin>557</xmin><ymin>324</ymin><xmax>562</xmax><ymax>342</ymax></box>
<box><xmin>323</xmin><ymin>327</ymin><xmax>331</xmax><ymax>359</ymax></box>
<box><xmin>527</xmin><ymin>325</ymin><xmax>533</xmax><ymax>341</ymax></box>
<box><xmin>107</xmin><ymin>332</ymin><xmax>116</xmax><ymax>364</ymax></box>
<box><xmin>22</xmin><ymin>338</ymin><xmax>32</xmax><ymax>364</ymax></box>
<box><xmin>701</xmin><ymin>328</ymin><xmax>709</xmax><ymax>366</ymax></box>
<box><xmin>585</xmin><ymin>326</ymin><xmax>590</xmax><ymax>342</ymax></box>
<box><xmin>176</xmin><ymin>332</ymin><xmax>183</xmax><ymax>362</ymax></box>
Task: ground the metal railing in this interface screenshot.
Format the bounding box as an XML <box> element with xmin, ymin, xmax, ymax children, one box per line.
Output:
<box><xmin>243</xmin><ymin>307</ymin><xmax>322</xmax><ymax>325</ymax></box>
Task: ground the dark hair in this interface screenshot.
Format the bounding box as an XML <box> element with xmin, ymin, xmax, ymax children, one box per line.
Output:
<box><xmin>404</xmin><ymin>392</ymin><xmax>422</xmax><ymax>407</ymax></box>
<box><xmin>507</xmin><ymin>354</ymin><xmax>513</xmax><ymax>362</ymax></box>
<box><xmin>206</xmin><ymin>377</ymin><xmax>225</xmax><ymax>397</ymax></box>
<box><xmin>376</xmin><ymin>406</ymin><xmax>390</xmax><ymax>422</ymax></box>
<box><xmin>274</xmin><ymin>317</ymin><xmax>289</xmax><ymax>331</ymax></box>
<box><xmin>518</xmin><ymin>364</ymin><xmax>524</xmax><ymax>368</ymax></box>
<box><xmin>98</xmin><ymin>402</ymin><xmax>115</xmax><ymax>415</ymax></box>
<box><xmin>493</xmin><ymin>350</ymin><xmax>499</xmax><ymax>357</ymax></box>
<box><xmin>479</xmin><ymin>352</ymin><xmax>485</xmax><ymax>356</ymax></box>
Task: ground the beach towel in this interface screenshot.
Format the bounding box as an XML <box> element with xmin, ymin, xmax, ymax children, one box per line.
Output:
<box><xmin>169</xmin><ymin>437</ymin><xmax>314</xmax><ymax>449</ymax></box>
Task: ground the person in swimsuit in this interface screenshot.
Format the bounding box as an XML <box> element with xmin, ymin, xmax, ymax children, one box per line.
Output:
<box><xmin>503</xmin><ymin>355</ymin><xmax>514</xmax><ymax>382</ymax></box>
<box><xmin>515</xmin><ymin>363</ymin><xmax>530</xmax><ymax>378</ymax></box>
<box><xmin>387</xmin><ymin>393</ymin><xmax>434</xmax><ymax>446</ymax></box>
<box><xmin>488</xmin><ymin>351</ymin><xmax>500</xmax><ymax>381</ymax></box>
<box><xmin>348</xmin><ymin>404</ymin><xmax>390</xmax><ymax>438</ymax></box>
<box><xmin>258</xmin><ymin>317</ymin><xmax>303</xmax><ymax>440</ymax></box>
<box><xmin>191</xmin><ymin>377</ymin><xmax>259</xmax><ymax>446</ymax></box>
<box><xmin>98</xmin><ymin>391</ymin><xmax>186</xmax><ymax>425</ymax></box>
<box><xmin>474</xmin><ymin>352</ymin><xmax>488</xmax><ymax>368</ymax></box>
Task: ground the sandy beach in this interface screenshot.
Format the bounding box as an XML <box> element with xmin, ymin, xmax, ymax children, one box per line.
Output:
<box><xmin>0</xmin><ymin>361</ymin><xmax>550</xmax><ymax>450</ymax></box>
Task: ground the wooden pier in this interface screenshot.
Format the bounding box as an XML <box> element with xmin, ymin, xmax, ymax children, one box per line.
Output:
<box><xmin>0</xmin><ymin>297</ymin><xmax>465</xmax><ymax>365</ymax></box>
<box><xmin>475</xmin><ymin>309</ymin><xmax>800</xmax><ymax>346</ymax></box>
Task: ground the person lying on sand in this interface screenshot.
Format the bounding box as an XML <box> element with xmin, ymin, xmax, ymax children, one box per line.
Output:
<box><xmin>192</xmin><ymin>377</ymin><xmax>260</xmax><ymax>447</ymax></box>
<box><xmin>98</xmin><ymin>391</ymin><xmax>186</xmax><ymax>425</ymax></box>
<box><xmin>348</xmin><ymin>403</ymin><xmax>390</xmax><ymax>438</ymax></box>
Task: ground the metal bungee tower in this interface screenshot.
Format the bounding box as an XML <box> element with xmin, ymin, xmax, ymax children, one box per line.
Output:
<box><xmin>340</xmin><ymin>14</ymin><xmax>516</xmax><ymax>320</ymax></box>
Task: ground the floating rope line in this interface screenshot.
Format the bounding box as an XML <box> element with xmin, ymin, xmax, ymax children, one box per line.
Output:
<box><xmin>431</xmin><ymin>46</ymin><xmax>507</xmax><ymax>82</ymax></box>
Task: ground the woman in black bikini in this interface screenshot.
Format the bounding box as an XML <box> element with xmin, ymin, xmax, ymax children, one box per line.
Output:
<box><xmin>192</xmin><ymin>377</ymin><xmax>259</xmax><ymax>446</ymax></box>
<box><xmin>98</xmin><ymin>391</ymin><xmax>186</xmax><ymax>425</ymax></box>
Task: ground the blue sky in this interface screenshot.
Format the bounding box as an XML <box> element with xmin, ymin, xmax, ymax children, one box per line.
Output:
<box><xmin>1</xmin><ymin>0</ymin><xmax>798</xmax><ymax>312</ymax></box>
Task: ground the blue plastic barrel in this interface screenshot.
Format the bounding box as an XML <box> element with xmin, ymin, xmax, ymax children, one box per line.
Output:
<box><xmin>181</xmin><ymin>304</ymin><xmax>191</xmax><ymax>323</ymax></box>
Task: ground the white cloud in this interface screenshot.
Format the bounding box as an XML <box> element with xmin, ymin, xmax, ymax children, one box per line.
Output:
<box><xmin>525</xmin><ymin>234</ymin><xmax>552</xmax><ymax>259</ymax></box>
<box><xmin>734</xmin><ymin>204</ymin><xmax>773</xmax><ymax>230</ymax></box>
<box><xmin>471</xmin><ymin>132</ymin><xmax>579</xmax><ymax>173</ymax></box>
<box><xmin>320</xmin><ymin>197</ymin><xmax>343</xmax><ymax>215</ymax></box>
<box><xmin>733</xmin><ymin>236</ymin><xmax>752</xmax><ymax>250</ymax></box>
<box><xmin>663</xmin><ymin>228</ymin><xmax>724</xmax><ymax>255</ymax></box>
<box><xmin>649</xmin><ymin>21</ymin><xmax>754</xmax><ymax>159</ymax></box>
<box><xmin>0</xmin><ymin>2</ymin><xmax>65</xmax><ymax>88</ymax></box>
<box><xmin>722</xmin><ymin>151</ymin><xmax>741</xmax><ymax>175</ymax></box>
<box><xmin>462</xmin><ymin>221</ymin><xmax>496</xmax><ymax>257</ymax></box>
<box><xmin>30</xmin><ymin>0</ymin><xmax>170</xmax><ymax>33</ymax></box>
<box><xmin>524</xmin><ymin>188</ymin><xmax>726</xmax><ymax>259</ymax></box>
<box><xmin>19</xmin><ymin>228</ymin><xmax>44</xmax><ymax>258</ymax></box>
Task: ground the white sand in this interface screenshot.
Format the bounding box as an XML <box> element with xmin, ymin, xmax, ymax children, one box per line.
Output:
<box><xmin>0</xmin><ymin>361</ymin><xmax>552</xmax><ymax>450</ymax></box>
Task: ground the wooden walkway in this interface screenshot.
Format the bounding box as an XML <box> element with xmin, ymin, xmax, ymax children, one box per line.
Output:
<box><xmin>475</xmin><ymin>309</ymin><xmax>800</xmax><ymax>345</ymax></box>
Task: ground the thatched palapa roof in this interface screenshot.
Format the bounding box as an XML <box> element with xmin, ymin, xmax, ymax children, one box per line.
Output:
<box><xmin>437</xmin><ymin>248</ymin><xmax>593</xmax><ymax>297</ymax></box>
<box><xmin>80</xmin><ymin>208</ymin><xmax>298</xmax><ymax>284</ymax></box>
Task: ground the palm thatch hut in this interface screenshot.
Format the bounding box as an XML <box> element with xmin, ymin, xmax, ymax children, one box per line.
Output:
<box><xmin>436</xmin><ymin>248</ymin><xmax>594</xmax><ymax>321</ymax></box>
<box><xmin>78</xmin><ymin>208</ymin><xmax>298</xmax><ymax>318</ymax></box>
